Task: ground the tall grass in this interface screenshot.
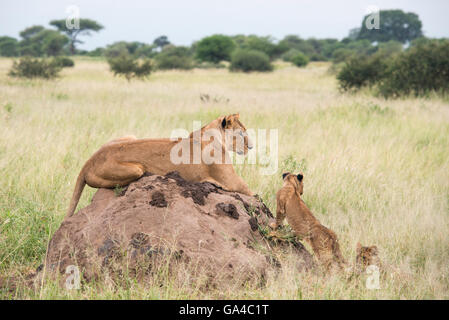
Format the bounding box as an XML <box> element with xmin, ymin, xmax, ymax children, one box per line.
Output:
<box><xmin>0</xmin><ymin>58</ymin><xmax>448</xmax><ymax>299</ymax></box>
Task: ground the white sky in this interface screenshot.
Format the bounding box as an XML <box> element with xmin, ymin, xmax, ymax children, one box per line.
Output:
<box><xmin>1</xmin><ymin>0</ymin><xmax>449</xmax><ymax>50</ymax></box>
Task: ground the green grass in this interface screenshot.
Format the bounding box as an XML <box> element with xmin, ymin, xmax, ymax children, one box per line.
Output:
<box><xmin>0</xmin><ymin>58</ymin><xmax>448</xmax><ymax>299</ymax></box>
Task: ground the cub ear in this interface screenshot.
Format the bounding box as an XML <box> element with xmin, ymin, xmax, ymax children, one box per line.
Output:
<box><xmin>297</xmin><ymin>173</ymin><xmax>303</xmax><ymax>182</ymax></box>
<box><xmin>370</xmin><ymin>246</ymin><xmax>378</xmax><ymax>255</ymax></box>
<box><xmin>221</xmin><ymin>117</ymin><xmax>227</xmax><ymax>128</ymax></box>
<box><xmin>282</xmin><ymin>172</ymin><xmax>289</xmax><ymax>180</ymax></box>
<box><xmin>356</xmin><ymin>242</ymin><xmax>362</xmax><ymax>254</ymax></box>
<box><xmin>234</xmin><ymin>113</ymin><xmax>240</xmax><ymax>119</ymax></box>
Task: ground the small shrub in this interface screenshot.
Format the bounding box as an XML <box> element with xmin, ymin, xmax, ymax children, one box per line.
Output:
<box><xmin>54</xmin><ymin>56</ymin><xmax>75</xmax><ymax>68</ymax></box>
<box><xmin>281</xmin><ymin>48</ymin><xmax>301</xmax><ymax>62</ymax></box>
<box><xmin>337</xmin><ymin>54</ymin><xmax>388</xmax><ymax>91</ymax></box>
<box><xmin>291</xmin><ymin>52</ymin><xmax>309</xmax><ymax>67</ymax></box>
<box><xmin>337</xmin><ymin>40</ymin><xmax>449</xmax><ymax>98</ymax></box>
<box><xmin>4</xmin><ymin>102</ymin><xmax>13</xmax><ymax>113</ymax></box>
<box><xmin>229</xmin><ymin>49</ymin><xmax>273</xmax><ymax>72</ymax></box>
<box><xmin>108</xmin><ymin>54</ymin><xmax>152</xmax><ymax>81</ymax></box>
<box><xmin>156</xmin><ymin>46</ymin><xmax>193</xmax><ymax>70</ymax></box>
<box><xmin>378</xmin><ymin>40</ymin><xmax>449</xmax><ymax>97</ymax></box>
<box><xmin>8</xmin><ymin>56</ymin><xmax>62</xmax><ymax>79</ymax></box>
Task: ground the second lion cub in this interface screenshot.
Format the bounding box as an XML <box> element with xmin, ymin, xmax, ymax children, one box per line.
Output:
<box><xmin>270</xmin><ymin>172</ymin><xmax>346</xmax><ymax>272</ymax></box>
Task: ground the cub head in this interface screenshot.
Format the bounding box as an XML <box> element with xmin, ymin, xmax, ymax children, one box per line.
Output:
<box><xmin>282</xmin><ymin>172</ymin><xmax>304</xmax><ymax>195</ymax></box>
<box><xmin>221</xmin><ymin>113</ymin><xmax>253</xmax><ymax>155</ymax></box>
<box><xmin>356</xmin><ymin>242</ymin><xmax>380</xmax><ymax>270</ymax></box>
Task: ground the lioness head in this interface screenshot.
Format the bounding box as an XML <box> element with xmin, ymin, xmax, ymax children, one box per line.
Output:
<box><xmin>221</xmin><ymin>114</ymin><xmax>253</xmax><ymax>155</ymax></box>
<box><xmin>356</xmin><ymin>243</ymin><xmax>380</xmax><ymax>270</ymax></box>
<box><xmin>282</xmin><ymin>172</ymin><xmax>304</xmax><ymax>195</ymax></box>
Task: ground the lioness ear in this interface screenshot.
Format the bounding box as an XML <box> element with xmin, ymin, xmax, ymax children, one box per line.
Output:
<box><xmin>297</xmin><ymin>174</ymin><xmax>303</xmax><ymax>182</ymax></box>
<box><xmin>234</xmin><ymin>113</ymin><xmax>240</xmax><ymax>119</ymax></box>
<box><xmin>282</xmin><ymin>172</ymin><xmax>289</xmax><ymax>180</ymax></box>
<box><xmin>371</xmin><ymin>246</ymin><xmax>378</xmax><ymax>255</ymax></box>
<box><xmin>221</xmin><ymin>117</ymin><xmax>226</xmax><ymax>128</ymax></box>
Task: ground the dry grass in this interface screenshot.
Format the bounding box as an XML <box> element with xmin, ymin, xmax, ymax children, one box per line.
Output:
<box><xmin>0</xmin><ymin>57</ymin><xmax>448</xmax><ymax>299</ymax></box>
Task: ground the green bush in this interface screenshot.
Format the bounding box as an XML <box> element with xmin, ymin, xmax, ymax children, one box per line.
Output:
<box><xmin>291</xmin><ymin>52</ymin><xmax>309</xmax><ymax>67</ymax></box>
<box><xmin>229</xmin><ymin>49</ymin><xmax>273</xmax><ymax>72</ymax></box>
<box><xmin>196</xmin><ymin>35</ymin><xmax>235</xmax><ymax>63</ymax></box>
<box><xmin>378</xmin><ymin>40</ymin><xmax>449</xmax><ymax>97</ymax></box>
<box><xmin>337</xmin><ymin>40</ymin><xmax>449</xmax><ymax>98</ymax></box>
<box><xmin>54</xmin><ymin>56</ymin><xmax>75</xmax><ymax>68</ymax></box>
<box><xmin>281</xmin><ymin>48</ymin><xmax>301</xmax><ymax>62</ymax></box>
<box><xmin>156</xmin><ymin>46</ymin><xmax>193</xmax><ymax>70</ymax></box>
<box><xmin>108</xmin><ymin>54</ymin><xmax>152</xmax><ymax>81</ymax></box>
<box><xmin>337</xmin><ymin>54</ymin><xmax>389</xmax><ymax>91</ymax></box>
<box><xmin>8</xmin><ymin>56</ymin><xmax>62</xmax><ymax>79</ymax></box>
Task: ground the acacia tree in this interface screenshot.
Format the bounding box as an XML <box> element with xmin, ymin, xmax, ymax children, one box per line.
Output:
<box><xmin>18</xmin><ymin>25</ymin><xmax>68</xmax><ymax>56</ymax></box>
<box><xmin>357</xmin><ymin>10</ymin><xmax>422</xmax><ymax>43</ymax></box>
<box><xmin>196</xmin><ymin>34</ymin><xmax>235</xmax><ymax>63</ymax></box>
<box><xmin>153</xmin><ymin>36</ymin><xmax>170</xmax><ymax>51</ymax></box>
<box><xmin>50</xmin><ymin>19</ymin><xmax>103</xmax><ymax>54</ymax></box>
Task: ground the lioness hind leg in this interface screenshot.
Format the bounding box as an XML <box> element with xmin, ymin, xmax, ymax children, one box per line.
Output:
<box><xmin>87</xmin><ymin>162</ymin><xmax>144</xmax><ymax>188</ymax></box>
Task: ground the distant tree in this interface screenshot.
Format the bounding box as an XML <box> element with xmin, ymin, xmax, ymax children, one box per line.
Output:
<box><xmin>18</xmin><ymin>26</ymin><xmax>68</xmax><ymax>56</ymax></box>
<box><xmin>196</xmin><ymin>35</ymin><xmax>235</xmax><ymax>63</ymax></box>
<box><xmin>41</xmin><ymin>31</ymin><xmax>69</xmax><ymax>56</ymax></box>
<box><xmin>0</xmin><ymin>36</ymin><xmax>19</xmax><ymax>56</ymax></box>
<box><xmin>357</xmin><ymin>9</ymin><xmax>423</xmax><ymax>43</ymax></box>
<box><xmin>50</xmin><ymin>19</ymin><xmax>103</xmax><ymax>54</ymax></box>
<box><xmin>108</xmin><ymin>54</ymin><xmax>152</xmax><ymax>81</ymax></box>
<box><xmin>377</xmin><ymin>40</ymin><xmax>403</xmax><ymax>57</ymax></box>
<box><xmin>238</xmin><ymin>35</ymin><xmax>287</xmax><ymax>60</ymax></box>
<box><xmin>229</xmin><ymin>49</ymin><xmax>273</xmax><ymax>72</ymax></box>
<box><xmin>104</xmin><ymin>41</ymin><xmax>155</xmax><ymax>58</ymax></box>
<box><xmin>278</xmin><ymin>35</ymin><xmax>315</xmax><ymax>58</ymax></box>
<box><xmin>348</xmin><ymin>28</ymin><xmax>361</xmax><ymax>40</ymax></box>
<box><xmin>104</xmin><ymin>42</ymin><xmax>129</xmax><ymax>58</ymax></box>
<box><xmin>135</xmin><ymin>43</ymin><xmax>156</xmax><ymax>58</ymax></box>
<box><xmin>19</xmin><ymin>25</ymin><xmax>45</xmax><ymax>40</ymax></box>
<box><xmin>156</xmin><ymin>46</ymin><xmax>194</xmax><ymax>70</ymax></box>
<box><xmin>153</xmin><ymin>36</ymin><xmax>170</xmax><ymax>51</ymax></box>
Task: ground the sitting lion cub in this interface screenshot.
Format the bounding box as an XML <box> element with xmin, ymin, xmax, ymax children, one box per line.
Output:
<box><xmin>270</xmin><ymin>172</ymin><xmax>346</xmax><ymax>272</ymax></box>
<box><xmin>355</xmin><ymin>242</ymin><xmax>381</xmax><ymax>273</ymax></box>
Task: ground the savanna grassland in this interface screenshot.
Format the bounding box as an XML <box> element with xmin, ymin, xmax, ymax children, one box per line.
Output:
<box><xmin>0</xmin><ymin>57</ymin><xmax>448</xmax><ymax>299</ymax></box>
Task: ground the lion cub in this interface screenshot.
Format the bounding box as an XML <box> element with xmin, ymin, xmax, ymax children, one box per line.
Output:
<box><xmin>270</xmin><ymin>172</ymin><xmax>346</xmax><ymax>272</ymax></box>
<box><xmin>355</xmin><ymin>243</ymin><xmax>380</xmax><ymax>273</ymax></box>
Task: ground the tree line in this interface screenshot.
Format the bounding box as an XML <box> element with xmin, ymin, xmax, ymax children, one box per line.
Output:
<box><xmin>4</xmin><ymin>9</ymin><xmax>448</xmax><ymax>98</ymax></box>
<box><xmin>0</xmin><ymin>9</ymin><xmax>425</xmax><ymax>65</ymax></box>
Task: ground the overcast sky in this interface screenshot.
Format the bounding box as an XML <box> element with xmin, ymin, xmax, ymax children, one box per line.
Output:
<box><xmin>1</xmin><ymin>0</ymin><xmax>449</xmax><ymax>50</ymax></box>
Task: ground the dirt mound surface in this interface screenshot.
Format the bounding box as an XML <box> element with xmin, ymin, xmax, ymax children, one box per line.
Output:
<box><xmin>43</xmin><ymin>172</ymin><xmax>314</xmax><ymax>285</ymax></box>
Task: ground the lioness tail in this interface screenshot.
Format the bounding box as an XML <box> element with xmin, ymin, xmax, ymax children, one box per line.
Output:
<box><xmin>66</xmin><ymin>171</ymin><xmax>86</xmax><ymax>217</ymax></box>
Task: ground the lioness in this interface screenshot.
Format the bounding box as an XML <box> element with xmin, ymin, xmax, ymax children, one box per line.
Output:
<box><xmin>270</xmin><ymin>173</ymin><xmax>346</xmax><ymax>272</ymax></box>
<box><xmin>66</xmin><ymin>114</ymin><xmax>253</xmax><ymax>217</ymax></box>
